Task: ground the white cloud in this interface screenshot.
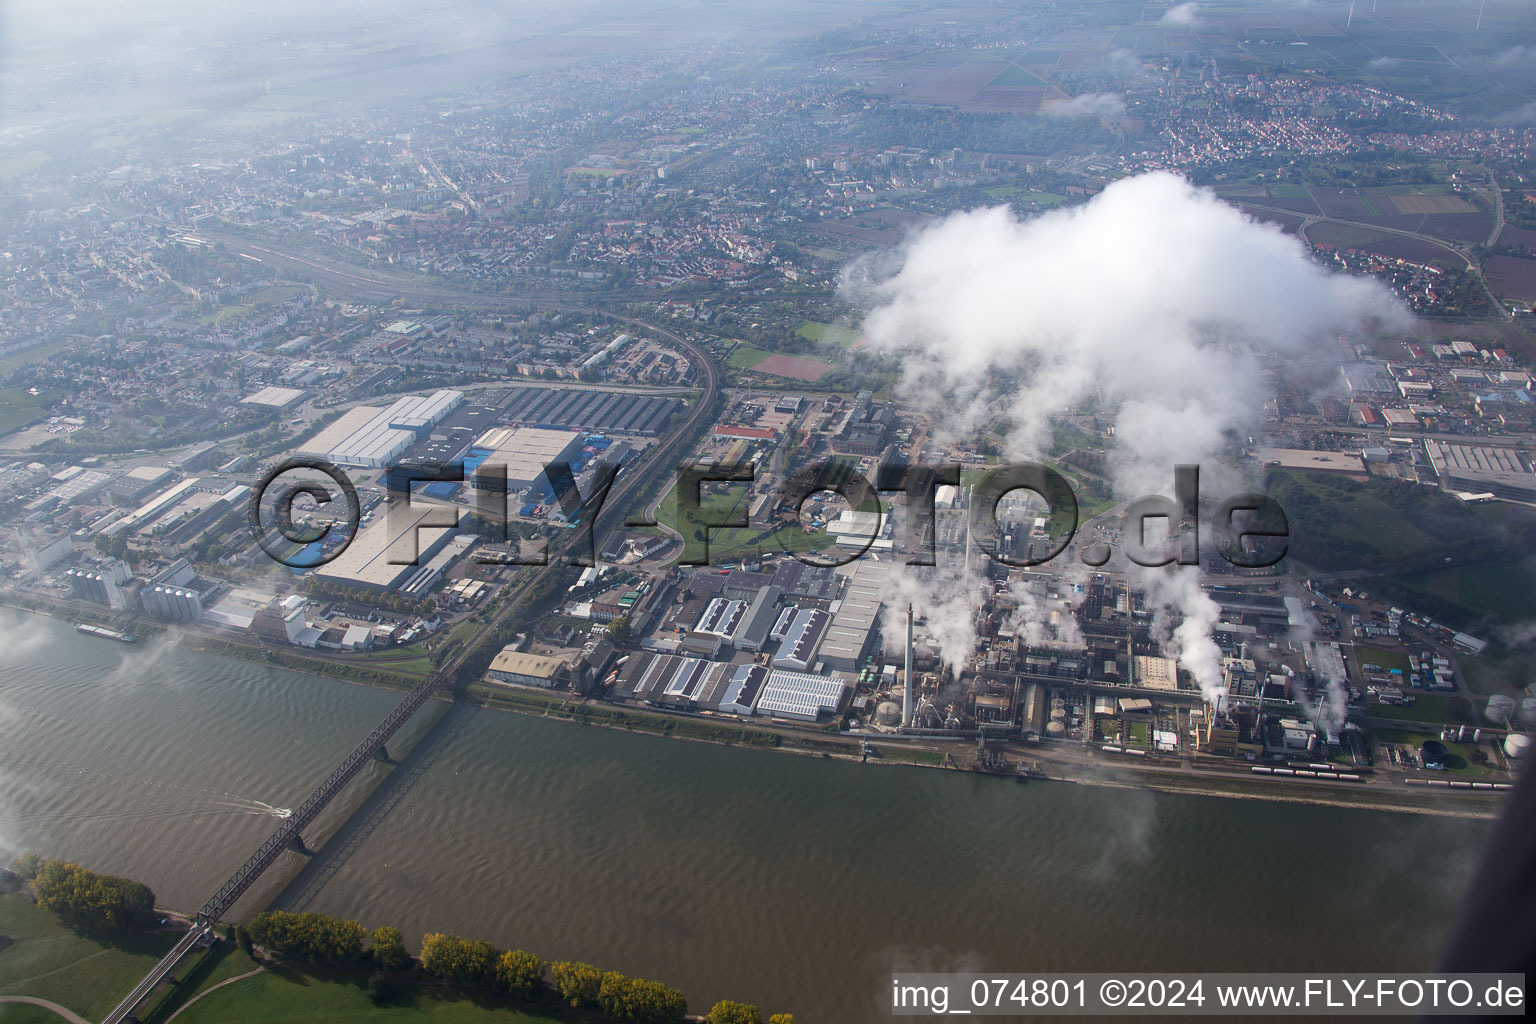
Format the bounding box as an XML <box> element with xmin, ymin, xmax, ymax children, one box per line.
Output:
<box><xmin>845</xmin><ymin>171</ymin><xmax>1408</xmax><ymax>700</ymax></box>
<box><xmin>1159</xmin><ymin>2</ymin><xmax>1203</xmax><ymax>28</ymax></box>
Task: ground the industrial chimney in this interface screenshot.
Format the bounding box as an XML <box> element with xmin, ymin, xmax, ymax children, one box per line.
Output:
<box><xmin>902</xmin><ymin>602</ymin><xmax>915</xmax><ymax>729</ymax></box>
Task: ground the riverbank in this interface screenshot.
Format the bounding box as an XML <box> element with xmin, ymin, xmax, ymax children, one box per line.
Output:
<box><xmin>5</xmin><ymin>600</ymin><xmax>1506</xmax><ymax>821</ymax></box>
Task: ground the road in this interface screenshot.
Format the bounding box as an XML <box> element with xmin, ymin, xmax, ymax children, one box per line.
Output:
<box><xmin>1242</xmin><ymin>188</ymin><xmax>1514</xmax><ymax>323</ymax></box>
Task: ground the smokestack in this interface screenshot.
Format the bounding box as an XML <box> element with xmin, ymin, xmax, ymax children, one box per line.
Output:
<box><xmin>902</xmin><ymin>602</ymin><xmax>914</xmax><ymax>728</ymax></box>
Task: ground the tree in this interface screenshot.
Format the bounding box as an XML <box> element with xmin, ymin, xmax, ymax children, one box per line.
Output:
<box><xmin>420</xmin><ymin>932</ymin><xmax>498</xmax><ymax>986</ymax></box>
<box><xmin>235</xmin><ymin>925</ymin><xmax>253</xmax><ymax>957</ymax></box>
<box><xmin>551</xmin><ymin>960</ymin><xmax>604</xmax><ymax>1007</ymax></box>
<box><xmin>370</xmin><ymin>925</ymin><xmax>410</xmax><ymax>973</ymax></box>
<box><xmin>247</xmin><ymin>911</ymin><xmax>365</xmax><ymax>962</ymax></box>
<box><xmin>31</xmin><ymin>859</ymin><xmax>156</xmax><ymax>931</ymax></box>
<box><xmin>607</xmin><ymin>615</ymin><xmax>632</xmax><ymax>646</ymax></box>
<box><xmin>497</xmin><ymin>948</ymin><xmax>545</xmax><ymax>997</ymax></box>
<box><xmin>769</xmin><ymin>1016</ymin><xmax>795</xmax><ymax>1024</ymax></box>
<box><xmin>12</xmin><ymin>854</ymin><xmax>40</xmax><ymax>880</ymax></box>
<box><xmin>706</xmin><ymin>1000</ymin><xmax>763</xmax><ymax>1024</ymax></box>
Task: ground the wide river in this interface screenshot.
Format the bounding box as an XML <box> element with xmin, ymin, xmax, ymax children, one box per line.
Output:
<box><xmin>0</xmin><ymin>611</ymin><xmax>1499</xmax><ymax>1021</ymax></box>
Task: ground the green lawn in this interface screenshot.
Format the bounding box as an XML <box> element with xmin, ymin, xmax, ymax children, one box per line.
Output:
<box><xmin>0</xmin><ymin>893</ymin><xmax>179</xmax><ymax>1021</ymax></box>
<box><xmin>1374</xmin><ymin>729</ymin><xmax>1493</xmax><ymax>776</ymax></box>
<box><xmin>725</xmin><ymin>343</ymin><xmax>774</xmax><ymax>369</ymax></box>
<box><xmin>792</xmin><ymin>320</ymin><xmax>862</xmax><ymax>348</ymax></box>
<box><xmin>1355</xmin><ymin>645</ymin><xmax>1410</xmax><ymax>675</ymax></box>
<box><xmin>0</xmin><ymin>389</ymin><xmax>47</xmax><ymax>435</ymax></box>
<box><xmin>1388</xmin><ymin>555</ymin><xmax>1536</xmax><ymax>625</ymax></box>
<box><xmin>0</xmin><ymin>1004</ymin><xmax>75</xmax><ymax>1022</ymax></box>
<box><xmin>1369</xmin><ymin>692</ymin><xmax>1470</xmax><ymax>726</ymax></box>
<box><xmin>171</xmin><ymin>965</ymin><xmax>573</xmax><ymax>1023</ymax></box>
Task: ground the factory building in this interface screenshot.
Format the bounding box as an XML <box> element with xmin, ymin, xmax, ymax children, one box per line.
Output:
<box><xmin>311</xmin><ymin>504</ymin><xmax>458</xmax><ymax>593</ymax></box>
<box><xmin>694</xmin><ymin>597</ymin><xmax>747</xmax><ymax>641</ymax></box>
<box><xmin>486</xmin><ymin>649</ymin><xmax>569</xmax><ymax>688</ymax></box>
<box><xmin>1423</xmin><ymin>441</ymin><xmax>1536</xmax><ymax>502</ymax></box>
<box><xmin>756</xmin><ymin>670</ymin><xmax>849</xmax><ymax>722</ymax></box>
<box><xmin>1133</xmin><ymin>655</ymin><xmax>1180</xmax><ymax>691</ymax></box>
<box><xmin>240</xmin><ymin>386</ymin><xmax>308</xmax><ymax>410</ymax></box>
<box><xmin>717</xmin><ymin>664</ymin><xmax>769</xmax><ymax>715</ymax></box>
<box><xmin>298</xmin><ymin>390</ymin><xmax>464</xmax><ymax>468</ymax></box>
<box><xmin>108</xmin><ymin>465</ymin><xmax>175</xmax><ymax>505</ymax></box>
<box><xmin>819</xmin><ymin>559</ymin><xmax>892</xmax><ymax>672</ymax></box>
<box><xmin>469</xmin><ymin>426</ymin><xmax>586</xmax><ymax>492</ymax></box>
<box><xmin>773</xmin><ymin>608</ymin><xmax>831</xmax><ymax>671</ymax></box>
<box><xmin>733</xmin><ymin>586</ymin><xmax>781</xmax><ymax>652</ymax></box>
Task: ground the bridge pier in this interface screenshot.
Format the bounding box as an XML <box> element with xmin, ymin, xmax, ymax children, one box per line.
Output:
<box><xmin>288</xmin><ymin>833</ymin><xmax>312</xmax><ymax>855</ymax></box>
<box><xmin>372</xmin><ymin>745</ymin><xmax>392</xmax><ymax>764</ymax></box>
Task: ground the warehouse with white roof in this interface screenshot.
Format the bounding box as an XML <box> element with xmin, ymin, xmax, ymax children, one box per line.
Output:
<box><xmin>297</xmin><ymin>390</ymin><xmax>463</xmax><ymax>468</ymax></box>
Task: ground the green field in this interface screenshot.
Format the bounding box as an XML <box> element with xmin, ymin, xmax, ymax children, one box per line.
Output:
<box><xmin>0</xmin><ymin>389</ymin><xmax>47</xmax><ymax>435</ymax></box>
<box><xmin>725</xmin><ymin>342</ymin><xmax>774</xmax><ymax>369</ymax></box>
<box><xmin>1369</xmin><ymin>692</ymin><xmax>1472</xmax><ymax>727</ymax></box>
<box><xmin>1304</xmin><ymin>221</ymin><xmax>1392</xmax><ymax>248</ymax></box>
<box><xmin>650</xmin><ymin>471</ymin><xmax>852</xmax><ymax>565</ymax></box>
<box><xmin>1354</xmin><ymin>645</ymin><xmax>1409</xmax><ymax>676</ymax></box>
<box><xmin>1388</xmin><ymin>555</ymin><xmax>1536</xmax><ymax>625</ymax></box>
<box><xmin>170</xmin><ymin>966</ymin><xmax>571</xmax><ymax>1023</ymax></box>
<box><xmin>0</xmin><ymin>893</ymin><xmax>178</xmax><ymax>1021</ymax></box>
<box><xmin>1374</xmin><ymin>729</ymin><xmax>1493</xmax><ymax>776</ymax></box>
<box><xmin>793</xmin><ymin>320</ymin><xmax>862</xmax><ymax>348</ymax></box>
<box><xmin>1265</xmin><ymin>471</ymin><xmax>1532</xmax><ymax>575</ymax></box>
<box><xmin>1267</xmin><ymin>183</ymin><xmax>1311</xmax><ymax>198</ymax></box>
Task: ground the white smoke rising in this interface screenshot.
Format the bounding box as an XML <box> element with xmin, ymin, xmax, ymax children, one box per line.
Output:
<box><xmin>1042</xmin><ymin>92</ymin><xmax>1126</xmax><ymax>119</ymax></box>
<box><xmin>1006</xmin><ymin>573</ymin><xmax>1087</xmax><ymax>648</ymax></box>
<box><xmin>847</xmin><ymin>172</ymin><xmax>1404</xmax><ymax>492</ymax></box>
<box><xmin>848</xmin><ymin>172</ymin><xmax>1407</xmax><ymax>702</ymax></box>
<box><xmin>1287</xmin><ymin>605</ymin><xmax>1348</xmax><ymax>737</ymax></box>
<box><xmin>1138</xmin><ymin>568</ymin><xmax>1226</xmax><ymax>702</ymax></box>
<box><xmin>881</xmin><ymin>559</ymin><xmax>982</xmax><ymax>679</ymax></box>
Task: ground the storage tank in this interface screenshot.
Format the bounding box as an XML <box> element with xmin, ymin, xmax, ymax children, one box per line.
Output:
<box><xmin>1045</xmin><ymin>720</ymin><xmax>1066</xmax><ymax>737</ymax></box>
<box><xmin>1505</xmin><ymin>734</ymin><xmax>1531</xmax><ymax>760</ymax></box>
<box><xmin>1486</xmin><ymin>694</ymin><xmax>1516</xmax><ymax>725</ymax></box>
<box><xmin>875</xmin><ymin>701</ymin><xmax>901</xmax><ymax>727</ymax></box>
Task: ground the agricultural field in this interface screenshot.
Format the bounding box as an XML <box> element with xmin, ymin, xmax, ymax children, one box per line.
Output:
<box><xmin>1484</xmin><ymin>255</ymin><xmax>1536</xmax><ymax>306</ymax></box>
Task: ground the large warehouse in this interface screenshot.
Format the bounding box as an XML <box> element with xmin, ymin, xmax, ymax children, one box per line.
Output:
<box><xmin>469</xmin><ymin>426</ymin><xmax>586</xmax><ymax>491</ymax></box>
<box><xmin>819</xmin><ymin>559</ymin><xmax>892</xmax><ymax>671</ymax></box>
<box><xmin>312</xmin><ymin>504</ymin><xmax>458</xmax><ymax>592</ymax></box>
<box><xmin>1423</xmin><ymin>441</ymin><xmax>1536</xmax><ymax>503</ymax></box>
<box><xmin>297</xmin><ymin>390</ymin><xmax>464</xmax><ymax>468</ymax></box>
